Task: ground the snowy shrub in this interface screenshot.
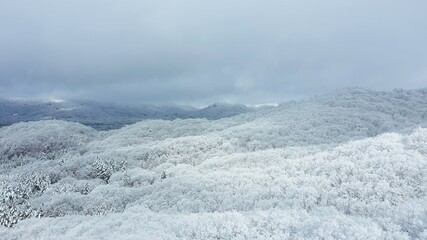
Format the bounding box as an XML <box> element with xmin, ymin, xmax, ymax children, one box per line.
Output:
<box><xmin>109</xmin><ymin>168</ymin><xmax>156</xmax><ymax>187</ymax></box>
<box><xmin>0</xmin><ymin>120</ymin><xmax>96</xmax><ymax>161</ymax></box>
<box><xmin>50</xmin><ymin>178</ymin><xmax>94</xmax><ymax>196</ymax></box>
<box><xmin>0</xmin><ymin>173</ymin><xmax>50</xmax><ymax>227</ymax></box>
<box><xmin>0</xmin><ymin>201</ymin><xmax>41</xmax><ymax>228</ymax></box>
<box><xmin>91</xmin><ymin>158</ymin><xmax>127</xmax><ymax>183</ymax></box>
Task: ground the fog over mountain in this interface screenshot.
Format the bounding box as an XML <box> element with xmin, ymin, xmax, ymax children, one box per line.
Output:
<box><xmin>0</xmin><ymin>98</ymin><xmax>254</xmax><ymax>130</ymax></box>
<box><xmin>1</xmin><ymin>1</ymin><xmax>427</xmax><ymax>104</ymax></box>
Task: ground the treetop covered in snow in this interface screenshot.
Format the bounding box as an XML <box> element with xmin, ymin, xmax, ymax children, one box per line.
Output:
<box><xmin>1</xmin><ymin>88</ymin><xmax>427</xmax><ymax>239</ymax></box>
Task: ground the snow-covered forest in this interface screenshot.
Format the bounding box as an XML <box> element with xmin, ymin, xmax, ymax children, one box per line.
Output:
<box><xmin>1</xmin><ymin>88</ymin><xmax>427</xmax><ymax>239</ymax></box>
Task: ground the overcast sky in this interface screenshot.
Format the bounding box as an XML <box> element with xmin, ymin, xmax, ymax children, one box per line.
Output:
<box><xmin>1</xmin><ymin>0</ymin><xmax>427</xmax><ymax>105</ymax></box>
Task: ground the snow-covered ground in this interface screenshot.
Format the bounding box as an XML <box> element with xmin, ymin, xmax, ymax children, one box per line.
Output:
<box><xmin>1</xmin><ymin>88</ymin><xmax>427</xmax><ymax>239</ymax></box>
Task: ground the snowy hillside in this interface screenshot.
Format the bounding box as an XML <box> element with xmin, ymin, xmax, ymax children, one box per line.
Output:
<box><xmin>1</xmin><ymin>88</ymin><xmax>427</xmax><ymax>239</ymax></box>
<box><xmin>0</xmin><ymin>99</ymin><xmax>253</xmax><ymax>130</ymax></box>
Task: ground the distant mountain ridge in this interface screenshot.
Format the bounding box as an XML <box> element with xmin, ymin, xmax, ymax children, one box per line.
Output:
<box><xmin>0</xmin><ymin>99</ymin><xmax>254</xmax><ymax>130</ymax></box>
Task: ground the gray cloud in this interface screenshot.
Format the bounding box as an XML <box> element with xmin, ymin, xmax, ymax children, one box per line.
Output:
<box><xmin>1</xmin><ymin>0</ymin><xmax>427</xmax><ymax>104</ymax></box>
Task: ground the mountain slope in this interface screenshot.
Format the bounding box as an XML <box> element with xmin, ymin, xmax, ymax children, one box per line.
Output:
<box><xmin>1</xmin><ymin>88</ymin><xmax>427</xmax><ymax>239</ymax></box>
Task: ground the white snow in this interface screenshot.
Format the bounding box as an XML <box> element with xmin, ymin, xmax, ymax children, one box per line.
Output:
<box><xmin>251</xmin><ymin>102</ymin><xmax>279</xmax><ymax>108</ymax></box>
<box><xmin>46</xmin><ymin>98</ymin><xmax>65</xmax><ymax>103</ymax></box>
<box><xmin>1</xmin><ymin>88</ymin><xmax>427</xmax><ymax>239</ymax></box>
